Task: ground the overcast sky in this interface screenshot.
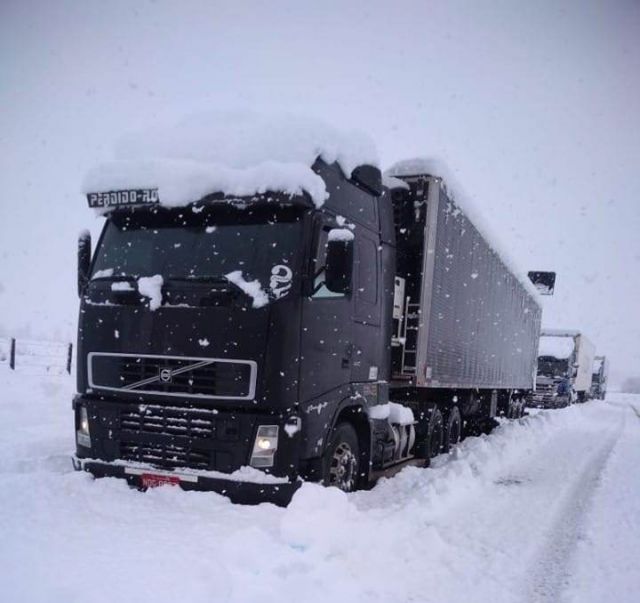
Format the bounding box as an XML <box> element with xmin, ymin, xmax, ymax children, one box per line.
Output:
<box><xmin>1</xmin><ymin>0</ymin><xmax>639</xmax><ymax>382</ymax></box>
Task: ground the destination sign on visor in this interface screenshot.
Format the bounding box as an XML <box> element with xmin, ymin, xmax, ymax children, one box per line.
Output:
<box><xmin>87</xmin><ymin>189</ymin><xmax>159</xmax><ymax>209</ymax></box>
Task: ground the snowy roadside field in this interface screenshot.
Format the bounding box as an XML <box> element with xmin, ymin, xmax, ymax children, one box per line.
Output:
<box><xmin>1</xmin><ymin>369</ymin><xmax>639</xmax><ymax>603</ymax></box>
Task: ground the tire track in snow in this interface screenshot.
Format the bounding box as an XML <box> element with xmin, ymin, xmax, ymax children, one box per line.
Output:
<box><xmin>525</xmin><ymin>412</ymin><xmax>625</xmax><ymax>603</ymax></box>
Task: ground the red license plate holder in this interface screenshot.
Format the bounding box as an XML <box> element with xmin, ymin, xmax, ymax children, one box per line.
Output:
<box><xmin>141</xmin><ymin>473</ymin><xmax>180</xmax><ymax>488</ymax></box>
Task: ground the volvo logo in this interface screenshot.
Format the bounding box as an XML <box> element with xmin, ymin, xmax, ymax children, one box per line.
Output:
<box><xmin>159</xmin><ymin>368</ymin><xmax>173</xmax><ymax>383</ymax></box>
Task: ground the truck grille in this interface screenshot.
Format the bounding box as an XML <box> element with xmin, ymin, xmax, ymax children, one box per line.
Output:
<box><xmin>118</xmin><ymin>405</ymin><xmax>243</xmax><ymax>471</ymax></box>
<box><xmin>88</xmin><ymin>353</ymin><xmax>256</xmax><ymax>400</ymax></box>
<box><xmin>120</xmin><ymin>442</ymin><xmax>210</xmax><ymax>470</ymax></box>
<box><xmin>120</xmin><ymin>405</ymin><xmax>217</xmax><ymax>439</ymax></box>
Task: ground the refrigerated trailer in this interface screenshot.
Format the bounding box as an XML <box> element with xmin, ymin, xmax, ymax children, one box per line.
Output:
<box><xmin>72</xmin><ymin>145</ymin><xmax>545</xmax><ymax>504</ymax></box>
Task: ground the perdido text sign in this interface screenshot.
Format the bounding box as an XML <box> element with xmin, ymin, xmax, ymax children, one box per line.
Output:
<box><xmin>87</xmin><ymin>189</ymin><xmax>159</xmax><ymax>209</ymax></box>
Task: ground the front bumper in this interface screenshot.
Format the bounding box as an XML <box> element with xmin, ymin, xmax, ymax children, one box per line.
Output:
<box><xmin>73</xmin><ymin>456</ymin><xmax>301</xmax><ymax>506</ymax></box>
<box><xmin>528</xmin><ymin>393</ymin><xmax>570</xmax><ymax>409</ymax></box>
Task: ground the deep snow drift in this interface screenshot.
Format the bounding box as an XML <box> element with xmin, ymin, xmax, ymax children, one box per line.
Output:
<box><xmin>1</xmin><ymin>369</ymin><xmax>639</xmax><ymax>603</ymax></box>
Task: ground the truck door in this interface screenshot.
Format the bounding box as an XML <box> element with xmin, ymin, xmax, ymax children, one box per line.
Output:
<box><xmin>299</xmin><ymin>220</ymin><xmax>354</xmax><ymax>401</ymax></box>
<box><xmin>352</xmin><ymin>229</ymin><xmax>382</xmax><ymax>382</ymax></box>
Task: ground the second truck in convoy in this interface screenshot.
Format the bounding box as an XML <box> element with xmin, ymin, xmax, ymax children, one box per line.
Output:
<box><xmin>532</xmin><ymin>329</ymin><xmax>596</xmax><ymax>407</ymax></box>
<box><xmin>72</xmin><ymin>124</ymin><xmax>551</xmax><ymax>503</ymax></box>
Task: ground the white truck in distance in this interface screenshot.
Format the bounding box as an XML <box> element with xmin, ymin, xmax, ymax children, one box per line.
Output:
<box><xmin>532</xmin><ymin>329</ymin><xmax>596</xmax><ymax>408</ymax></box>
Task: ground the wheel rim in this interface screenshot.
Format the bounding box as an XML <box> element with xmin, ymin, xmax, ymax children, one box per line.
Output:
<box><xmin>329</xmin><ymin>442</ymin><xmax>357</xmax><ymax>492</ymax></box>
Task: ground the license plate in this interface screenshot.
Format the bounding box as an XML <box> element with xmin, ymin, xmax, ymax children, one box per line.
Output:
<box><xmin>141</xmin><ymin>473</ymin><xmax>180</xmax><ymax>488</ymax></box>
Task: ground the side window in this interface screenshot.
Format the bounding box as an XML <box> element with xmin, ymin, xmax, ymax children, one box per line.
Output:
<box><xmin>356</xmin><ymin>238</ymin><xmax>378</xmax><ymax>304</ymax></box>
<box><xmin>311</xmin><ymin>227</ymin><xmax>345</xmax><ymax>299</ymax></box>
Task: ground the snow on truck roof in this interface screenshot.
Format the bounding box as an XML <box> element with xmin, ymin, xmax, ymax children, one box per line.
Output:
<box><xmin>82</xmin><ymin>112</ymin><xmax>379</xmax><ymax>210</ymax></box>
<box><xmin>538</xmin><ymin>335</ymin><xmax>575</xmax><ymax>359</ymax></box>
<box><xmin>386</xmin><ymin>157</ymin><xmax>541</xmax><ymax>302</ymax></box>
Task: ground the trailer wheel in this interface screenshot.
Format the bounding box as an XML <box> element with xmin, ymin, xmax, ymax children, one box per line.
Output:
<box><xmin>322</xmin><ymin>422</ymin><xmax>360</xmax><ymax>493</ymax></box>
<box><xmin>442</xmin><ymin>406</ymin><xmax>461</xmax><ymax>453</ymax></box>
<box><xmin>425</xmin><ymin>408</ymin><xmax>444</xmax><ymax>459</ymax></box>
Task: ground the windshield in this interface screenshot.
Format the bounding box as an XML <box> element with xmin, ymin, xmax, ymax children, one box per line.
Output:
<box><xmin>91</xmin><ymin>204</ymin><xmax>304</xmax><ymax>288</ymax></box>
<box><xmin>537</xmin><ymin>356</ymin><xmax>569</xmax><ymax>379</ymax></box>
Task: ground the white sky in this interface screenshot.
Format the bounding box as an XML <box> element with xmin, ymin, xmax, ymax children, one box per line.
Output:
<box><xmin>1</xmin><ymin>0</ymin><xmax>639</xmax><ymax>382</ymax></box>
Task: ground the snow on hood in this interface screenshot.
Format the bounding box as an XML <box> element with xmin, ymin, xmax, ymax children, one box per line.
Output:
<box><xmin>83</xmin><ymin>112</ymin><xmax>379</xmax><ymax>209</ymax></box>
<box><xmin>385</xmin><ymin>157</ymin><xmax>541</xmax><ymax>303</ymax></box>
<box><xmin>538</xmin><ymin>335</ymin><xmax>575</xmax><ymax>359</ymax></box>
<box><xmin>225</xmin><ymin>270</ymin><xmax>269</xmax><ymax>308</ymax></box>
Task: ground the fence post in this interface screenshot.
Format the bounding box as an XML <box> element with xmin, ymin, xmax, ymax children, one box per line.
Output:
<box><xmin>66</xmin><ymin>343</ymin><xmax>73</xmax><ymax>375</ymax></box>
<box><xmin>9</xmin><ymin>338</ymin><xmax>16</xmax><ymax>370</ymax></box>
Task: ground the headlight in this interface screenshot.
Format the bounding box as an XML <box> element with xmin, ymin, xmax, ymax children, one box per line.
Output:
<box><xmin>76</xmin><ymin>406</ymin><xmax>91</xmax><ymax>448</ymax></box>
<box><xmin>250</xmin><ymin>425</ymin><xmax>279</xmax><ymax>468</ymax></box>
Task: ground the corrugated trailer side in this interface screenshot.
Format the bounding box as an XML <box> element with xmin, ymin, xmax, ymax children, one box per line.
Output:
<box><xmin>416</xmin><ymin>180</ymin><xmax>541</xmax><ymax>390</ymax></box>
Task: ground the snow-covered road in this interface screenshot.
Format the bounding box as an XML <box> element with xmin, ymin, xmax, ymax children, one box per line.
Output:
<box><xmin>1</xmin><ymin>370</ymin><xmax>638</xmax><ymax>603</ymax></box>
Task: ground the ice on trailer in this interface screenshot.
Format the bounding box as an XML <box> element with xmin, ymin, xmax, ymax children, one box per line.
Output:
<box><xmin>83</xmin><ymin>112</ymin><xmax>379</xmax><ymax>210</ymax></box>
<box><xmin>538</xmin><ymin>334</ymin><xmax>575</xmax><ymax>359</ymax></box>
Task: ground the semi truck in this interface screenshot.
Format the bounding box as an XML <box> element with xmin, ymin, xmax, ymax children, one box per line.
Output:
<box><xmin>72</xmin><ymin>132</ymin><xmax>546</xmax><ymax>504</ymax></box>
<box><xmin>532</xmin><ymin>329</ymin><xmax>596</xmax><ymax>408</ymax></box>
<box><xmin>591</xmin><ymin>355</ymin><xmax>609</xmax><ymax>400</ymax></box>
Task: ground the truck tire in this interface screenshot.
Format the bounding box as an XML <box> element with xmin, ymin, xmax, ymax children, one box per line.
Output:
<box><xmin>322</xmin><ymin>422</ymin><xmax>360</xmax><ymax>493</ymax></box>
<box><xmin>442</xmin><ymin>406</ymin><xmax>461</xmax><ymax>453</ymax></box>
<box><xmin>425</xmin><ymin>407</ymin><xmax>444</xmax><ymax>459</ymax></box>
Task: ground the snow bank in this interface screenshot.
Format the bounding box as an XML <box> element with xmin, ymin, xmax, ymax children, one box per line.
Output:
<box><xmin>83</xmin><ymin>112</ymin><xmax>379</xmax><ymax>209</ymax></box>
<box><xmin>137</xmin><ymin>275</ymin><xmax>163</xmax><ymax>311</ymax></box>
<box><xmin>538</xmin><ymin>334</ymin><xmax>575</xmax><ymax>359</ymax></box>
<box><xmin>385</xmin><ymin>157</ymin><xmax>541</xmax><ymax>302</ymax></box>
<box><xmin>225</xmin><ymin>270</ymin><xmax>269</xmax><ymax>308</ymax></box>
<box><xmin>1</xmin><ymin>367</ymin><xmax>638</xmax><ymax>603</ymax></box>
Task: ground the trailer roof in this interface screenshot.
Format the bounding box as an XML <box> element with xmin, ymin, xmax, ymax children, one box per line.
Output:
<box><xmin>83</xmin><ymin>112</ymin><xmax>379</xmax><ymax>212</ymax></box>
<box><xmin>385</xmin><ymin>157</ymin><xmax>541</xmax><ymax>303</ymax></box>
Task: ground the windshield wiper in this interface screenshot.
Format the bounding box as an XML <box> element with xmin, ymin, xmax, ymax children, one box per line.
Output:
<box><xmin>165</xmin><ymin>275</ymin><xmax>231</xmax><ymax>284</ymax></box>
<box><xmin>90</xmin><ymin>275</ymin><xmax>138</xmax><ymax>283</ymax></box>
<box><xmin>164</xmin><ymin>275</ymin><xmax>252</xmax><ymax>305</ymax></box>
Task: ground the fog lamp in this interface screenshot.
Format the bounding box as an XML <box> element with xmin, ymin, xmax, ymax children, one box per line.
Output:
<box><xmin>77</xmin><ymin>406</ymin><xmax>91</xmax><ymax>448</ymax></box>
<box><xmin>250</xmin><ymin>425</ymin><xmax>279</xmax><ymax>468</ymax></box>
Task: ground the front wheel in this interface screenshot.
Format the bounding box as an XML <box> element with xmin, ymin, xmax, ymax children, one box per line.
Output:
<box><xmin>322</xmin><ymin>423</ymin><xmax>360</xmax><ymax>492</ymax></box>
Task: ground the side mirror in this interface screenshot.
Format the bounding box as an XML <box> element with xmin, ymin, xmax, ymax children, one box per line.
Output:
<box><xmin>325</xmin><ymin>230</ymin><xmax>354</xmax><ymax>294</ymax></box>
<box><xmin>528</xmin><ymin>271</ymin><xmax>556</xmax><ymax>295</ymax></box>
<box><xmin>78</xmin><ymin>230</ymin><xmax>92</xmax><ymax>297</ymax></box>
